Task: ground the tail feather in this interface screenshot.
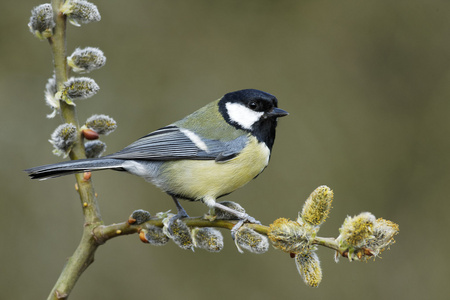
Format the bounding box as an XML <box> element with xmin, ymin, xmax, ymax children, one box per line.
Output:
<box><xmin>24</xmin><ymin>158</ymin><xmax>125</xmax><ymax>180</ymax></box>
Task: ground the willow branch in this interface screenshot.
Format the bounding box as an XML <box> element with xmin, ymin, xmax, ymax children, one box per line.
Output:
<box><xmin>47</xmin><ymin>1</ymin><xmax>102</xmax><ymax>299</ymax></box>
<box><xmin>92</xmin><ymin>217</ymin><xmax>343</xmax><ymax>254</ymax></box>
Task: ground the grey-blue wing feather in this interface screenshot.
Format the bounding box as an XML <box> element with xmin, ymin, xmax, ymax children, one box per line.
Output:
<box><xmin>106</xmin><ymin>125</ymin><xmax>247</xmax><ymax>161</ymax></box>
<box><xmin>213</xmin><ymin>135</ymin><xmax>248</xmax><ymax>162</ymax></box>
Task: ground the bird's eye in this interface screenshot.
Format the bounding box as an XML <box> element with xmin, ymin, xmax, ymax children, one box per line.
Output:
<box><xmin>248</xmin><ymin>102</ymin><xmax>257</xmax><ymax>110</ymax></box>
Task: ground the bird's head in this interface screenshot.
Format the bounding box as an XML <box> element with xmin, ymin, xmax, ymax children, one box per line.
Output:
<box><xmin>219</xmin><ymin>89</ymin><xmax>288</xmax><ymax>149</ymax></box>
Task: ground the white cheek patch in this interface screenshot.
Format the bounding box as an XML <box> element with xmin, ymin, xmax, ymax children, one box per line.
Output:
<box><xmin>180</xmin><ymin>128</ymin><xmax>209</xmax><ymax>152</ymax></box>
<box><xmin>225</xmin><ymin>102</ymin><xmax>264</xmax><ymax>130</ymax></box>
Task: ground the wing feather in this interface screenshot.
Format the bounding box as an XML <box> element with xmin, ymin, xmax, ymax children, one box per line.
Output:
<box><xmin>106</xmin><ymin>125</ymin><xmax>247</xmax><ymax>161</ymax></box>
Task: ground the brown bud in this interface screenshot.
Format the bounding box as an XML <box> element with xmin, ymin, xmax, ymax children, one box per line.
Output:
<box><xmin>139</xmin><ymin>230</ymin><xmax>149</xmax><ymax>243</ymax></box>
<box><xmin>82</xmin><ymin>128</ymin><xmax>99</xmax><ymax>140</ymax></box>
<box><xmin>83</xmin><ymin>172</ymin><xmax>92</xmax><ymax>180</ymax></box>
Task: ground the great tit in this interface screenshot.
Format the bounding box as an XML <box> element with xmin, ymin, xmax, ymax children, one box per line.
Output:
<box><xmin>25</xmin><ymin>89</ymin><xmax>288</xmax><ymax>225</ymax></box>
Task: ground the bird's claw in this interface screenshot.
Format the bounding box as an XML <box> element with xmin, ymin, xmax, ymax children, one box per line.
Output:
<box><xmin>167</xmin><ymin>211</ymin><xmax>189</xmax><ymax>236</ymax></box>
<box><xmin>230</xmin><ymin>213</ymin><xmax>261</xmax><ymax>240</ymax></box>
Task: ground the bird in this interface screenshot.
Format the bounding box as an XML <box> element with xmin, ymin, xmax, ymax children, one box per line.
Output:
<box><xmin>25</xmin><ymin>89</ymin><xmax>288</xmax><ymax>227</ymax></box>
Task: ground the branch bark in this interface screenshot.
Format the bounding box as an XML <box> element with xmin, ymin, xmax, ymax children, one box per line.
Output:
<box><xmin>47</xmin><ymin>1</ymin><xmax>103</xmax><ymax>299</ymax></box>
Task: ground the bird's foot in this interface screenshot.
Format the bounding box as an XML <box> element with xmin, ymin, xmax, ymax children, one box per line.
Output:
<box><xmin>167</xmin><ymin>196</ymin><xmax>191</xmax><ymax>235</ymax></box>
<box><xmin>211</xmin><ymin>201</ymin><xmax>260</xmax><ymax>239</ymax></box>
<box><xmin>230</xmin><ymin>213</ymin><xmax>261</xmax><ymax>240</ymax></box>
<box><xmin>167</xmin><ymin>208</ymin><xmax>190</xmax><ymax>236</ymax></box>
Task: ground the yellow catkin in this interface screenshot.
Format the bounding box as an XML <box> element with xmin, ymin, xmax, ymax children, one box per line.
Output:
<box><xmin>301</xmin><ymin>185</ymin><xmax>333</xmax><ymax>226</ymax></box>
<box><xmin>268</xmin><ymin>218</ymin><xmax>312</xmax><ymax>254</ymax></box>
<box><xmin>339</xmin><ymin>212</ymin><xmax>376</xmax><ymax>247</ymax></box>
<box><xmin>295</xmin><ymin>251</ymin><xmax>322</xmax><ymax>287</ymax></box>
<box><xmin>364</xmin><ymin>218</ymin><xmax>399</xmax><ymax>259</ymax></box>
<box><xmin>167</xmin><ymin>219</ymin><xmax>193</xmax><ymax>250</ymax></box>
<box><xmin>192</xmin><ymin>227</ymin><xmax>223</xmax><ymax>252</ymax></box>
<box><xmin>235</xmin><ymin>227</ymin><xmax>269</xmax><ymax>254</ymax></box>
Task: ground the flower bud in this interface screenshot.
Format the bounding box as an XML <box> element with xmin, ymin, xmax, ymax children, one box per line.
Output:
<box><xmin>85</xmin><ymin>114</ymin><xmax>117</xmax><ymax>135</ymax></box>
<box><xmin>143</xmin><ymin>225</ymin><xmax>170</xmax><ymax>246</ymax></box>
<box><xmin>364</xmin><ymin>218</ymin><xmax>399</xmax><ymax>258</ymax></box>
<box><xmin>295</xmin><ymin>251</ymin><xmax>322</xmax><ymax>287</ymax></box>
<box><xmin>84</xmin><ymin>140</ymin><xmax>106</xmax><ymax>158</ymax></box>
<box><xmin>268</xmin><ymin>218</ymin><xmax>314</xmax><ymax>254</ymax></box>
<box><xmin>337</xmin><ymin>212</ymin><xmax>376</xmax><ymax>248</ymax></box>
<box><xmin>300</xmin><ymin>185</ymin><xmax>333</xmax><ymax>226</ymax></box>
<box><xmin>28</xmin><ymin>4</ymin><xmax>55</xmax><ymax>39</ymax></box>
<box><xmin>61</xmin><ymin>0</ymin><xmax>101</xmax><ymax>27</ymax></box>
<box><xmin>234</xmin><ymin>226</ymin><xmax>269</xmax><ymax>254</ymax></box>
<box><xmin>49</xmin><ymin>123</ymin><xmax>78</xmax><ymax>157</ymax></box>
<box><xmin>214</xmin><ymin>201</ymin><xmax>246</xmax><ymax>220</ymax></box>
<box><xmin>129</xmin><ymin>209</ymin><xmax>152</xmax><ymax>225</ymax></box>
<box><xmin>192</xmin><ymin>227</ymin><xmax>224</xmax><ymax>252</ymax></box>
<box><xmin>57</xmin><ymin>77</ymin><xmax>99</xmax><ymax>105</ymax></box>
<box><xmin>163</xmin><ymin>219</ymin><xmax>194</xmax><ymax>251</ymax></box>
<box><xmin>68</xmin><ymin>47</ymin><xmax>106</xmax><ymax>73</ymax></box>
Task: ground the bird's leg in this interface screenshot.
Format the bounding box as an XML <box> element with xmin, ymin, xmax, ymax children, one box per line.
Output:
<box><xmin>167</xmin><ymin>196</ymin><xmax>190</xmax><ymax>235</ymax></box>
<box><xmin>172</xmin><ymin>196</ymin><xmax>189</xmax><ymax>218</ymax></box>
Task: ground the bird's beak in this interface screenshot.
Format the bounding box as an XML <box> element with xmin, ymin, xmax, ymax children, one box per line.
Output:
<box><xmin>267</xmin><ymin>107</ymin><xmax>289</xmax><ymax>118</ymax></box>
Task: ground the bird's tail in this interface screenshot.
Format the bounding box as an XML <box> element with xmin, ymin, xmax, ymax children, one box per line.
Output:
<box><xmin>24</xmin><ymin>158</ymin><xmax>125</xmax><ymax>180</ymax></box>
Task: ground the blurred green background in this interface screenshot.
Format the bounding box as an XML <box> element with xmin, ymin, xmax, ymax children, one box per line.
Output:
<box><xmin>1</xmin><ymin>0</ymin><xmax>449</xmax><ymax>299</ymax></box>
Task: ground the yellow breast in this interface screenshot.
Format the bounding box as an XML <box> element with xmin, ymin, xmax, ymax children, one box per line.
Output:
<box><xmin>160</xmin><ymin>136</ymin><xmax>270</xmax><ymax>200</ymax></box>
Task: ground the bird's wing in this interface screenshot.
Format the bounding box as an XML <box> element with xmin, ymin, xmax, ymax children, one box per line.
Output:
<box><xmin>106</xmin><ymin>125</ymin><xmax>247</xmax><ymax>161</ymax></box>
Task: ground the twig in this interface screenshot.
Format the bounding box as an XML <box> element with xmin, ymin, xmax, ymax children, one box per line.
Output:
<box><xmin>46</xmin><ymin>1</ymin><xmax>103</xmax><ymax>299</ymax></box>
<box><xmin>92</xmin><ymin>217</ymin><xmax>343</xmax><ymax>254</ymax></box>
